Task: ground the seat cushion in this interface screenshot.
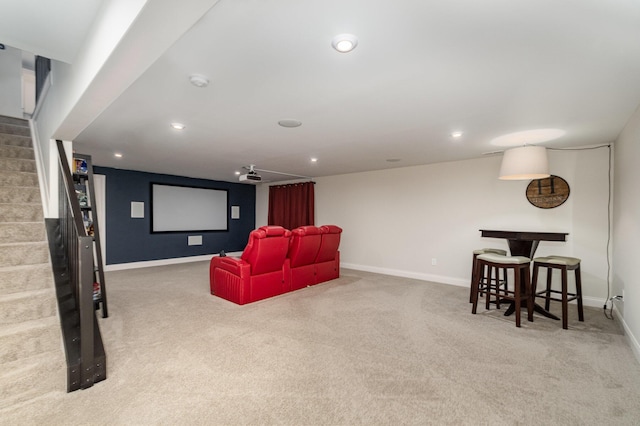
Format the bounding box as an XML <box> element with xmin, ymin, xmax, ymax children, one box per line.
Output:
<box><xmin>473</xmin><ymin>248</ymin><xmax>508</xmax><ymax>256</ymax></box>
<box><xmin>534</xmin><ymin>256</ymin><xmax>581</xmax><ymax>266</ymax></box>
<box><xmin>477</xmin><ymin>253</ymin><xmax>530</xmax><ymax>264</ymax></box>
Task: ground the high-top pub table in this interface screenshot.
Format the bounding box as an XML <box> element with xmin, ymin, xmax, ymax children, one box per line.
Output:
<box><xmin>479</xmin><ymin>229</ymin><xmax>569</xmax><ymax>319</ymax></box>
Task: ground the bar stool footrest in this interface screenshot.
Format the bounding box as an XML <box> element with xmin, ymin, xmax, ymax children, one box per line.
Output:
<box><xmin>536</xmin><ymin>289</ymin><xmax>578</xmax><ymax>303</ymax></box>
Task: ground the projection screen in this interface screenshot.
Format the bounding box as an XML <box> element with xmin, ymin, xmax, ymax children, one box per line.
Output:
<box><xmin>151</xmin><ymin>183</ymin><xmax>228</xmax><ymax>232</ymax></box>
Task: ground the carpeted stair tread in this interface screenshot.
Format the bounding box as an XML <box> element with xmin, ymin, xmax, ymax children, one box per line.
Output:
<box><xmin>0</xmin><ymin>315</ymin><xmax>62</xmax><ymax>365</ymax></box>
<box><xmin>0</xmin><ymin>116</ymin><xmax>67</xmax><ymax>410</ymax></box>
<box><xmin>0</xmin><ymin>352</ymin><xmax>65</xmax><ymax>411</ymax></box>
<box><xmin>0</xmin><ymin>186</ymin><xmax>40</xmax><ymax>203</ymax></box>
<box><xmin>0</xmin><ymin>263</ymin><xmax>53</xmax><ymax>294</ymax></box>
<box><xmin>0</xmin><ymin>289</ymin><xmax>58</xmax><ymax>326</ymax></box>
<box><xmin>0</xmin><ymin>134</ymin><xmax>32</xmax><ymax>148</ymax></box>
<box><xmin>0</xmin><ymin>242</ymin><xmax>50</xmax><ymax>267</ymax></box>
<box><xmin>0</xmin><ymin>158</ymin><xmax>36</xmax><ymax>173</ymax></box>
<box><xmin>0</xmin><ymin>144</ymin><xmax>34</xmax><ymax>160</ymax></box>
<box><xmin>0</xmin><ymin>123</ymin><xmax>30</xmax><ymax>137</ymax></box>
<box><xmin>0</xmin><ymin>116</ymin><xmax>28</xmax><ymax>127</ymax></box>
<box><xmin>0</xmin><ymin>203</ymin><xmax>43</xmax><ymax>223</ymax></box>
<box><xmin>0</xmin><ymin>171</ymin><xmax>39</xmax><ymax>188</ymax></box>
<box><xmin>0</xmin><ymin>222</ymin><xmax>46</xmax><ymax>244</ymax></box>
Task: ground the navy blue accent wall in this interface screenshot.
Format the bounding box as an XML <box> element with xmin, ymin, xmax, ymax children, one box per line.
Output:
<box><xmin>93</xmin><ymin>167</ymin><xmax>255</xmax><ymax>265</ymax></box>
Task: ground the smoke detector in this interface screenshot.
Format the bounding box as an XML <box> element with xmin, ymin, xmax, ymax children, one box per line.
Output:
<box><xmin>189</xmin><ymin>74</ymin><xmax>209</xmax><ymax>88</ymax></box>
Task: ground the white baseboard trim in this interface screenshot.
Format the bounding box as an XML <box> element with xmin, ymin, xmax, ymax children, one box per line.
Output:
<box><xmin>341</xmin><ymin>262</ymin><xmax>469</xmax><ymax>287</ymax></box>
<box><xmin>341</xmin><ymin>263</ymin><xmax>610</xmax><ymax>309</ymax></box>
<box><xmin>613</xmin><ymin>303</ymin><xmax>640</xmax><ymax>365</ymax></box>
<box><xmin>105</xmin><ymin>252</ymin><xmax>243</xmax><ymax>272</ymax></box>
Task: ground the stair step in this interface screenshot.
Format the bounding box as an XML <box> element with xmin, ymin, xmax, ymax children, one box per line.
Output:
<box><xmin>0</xmin><ymin>145</ymin><xmax>34</xmax><ymax>161</ymax></box>
<box><xmin>0</xmin><ymin>242</ymin><xmax>50</xmax><ymax>268</ymax></box>
<box><xmin>0</xmin><ymin>186</ymin><xmax>40</xmax><ymax>203</ymax></box>
<box><xmin>0</xmin><ymin>316</ymin><xmax>62</xmax><ymax>365</ymax></box>
<box><xmin>0</xmin><ymin>116</ymin><xmax>28</xmax><ymax>127</ymax></box>
<box><xmin>0</xmin><ymin>222</ymin><xmax>46</xmax><ymax>244</ymax></box>
<box><xmin>0</xmin><ymin>289</ymin><xmax>58</xmax><ymax>326</ymax></box>
<box><xmin>0</xmin><ymin>263</ymin><xmax>54</xmax><ymax>294</ymax></box>
<box><xmin>0</xmin><ymin>133</ymin><xmax>32</xmax><ymax>148</ymax></box>
<box><xmin>0</xmin><ymin>171</ymin><xmax>39</xmax><ymax>188</ymax></box>
<box><xmin>0</xmin><ymin>351</ymin><xmax>65</xmax><ymax>410</ymax></box>
<box><xmin>0</xmin><ymin>158</ymin><xmax>36</xmax><ymax>173</ymax></box>
<box><xmin>0</xmin><ymin>203</ymin><xmax>43</xmax><ymax>223</ymax></box>
<box><xmin>0</xmin><ymin>123</ymin><xmax>30</xmax><ymax>137</ymax></box>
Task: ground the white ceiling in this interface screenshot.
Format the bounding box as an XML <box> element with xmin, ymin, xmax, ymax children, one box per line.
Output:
<box><xmin>0</xmin><ymin>0</ymin><xmax>103</xmax><ymax>64</ymax></box>
<box><xmin>7</xmin><ymin>0</ymin><xmax>640</xmax><ymax>183</ymax></box>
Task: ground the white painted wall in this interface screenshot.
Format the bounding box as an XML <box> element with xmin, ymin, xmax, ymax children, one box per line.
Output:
<box><xmin>0</xmin><ymin>45</ymin><xmax>24</xmax><ymax>118</ymax></box>
<box><xmin>256</xmin><ymin>148</ymin><xmax>611</xmax><ymax>307</ymax></box>
<box><xmin>32</xmin><ymin>0</ymin><xmax>221</xmax><ymax>218</ymax></box>
<box><xmin>613</xmin><ymin>104</ymin><xmax>640</xmax><ymax>361</ymax></box>
<box><xmin>32</xmin><ymin>0</ymin><xmax>147</xmax><ymax>217</ymax></box>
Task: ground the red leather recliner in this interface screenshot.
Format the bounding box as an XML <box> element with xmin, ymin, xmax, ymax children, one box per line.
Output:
<box><xmin>210</xmin><ymin>226</ymin><xmax>291</xmax><ymax>305</ymax></box>
<box><xmin>315</xmin><ymin>225</ymin><xmax>343</xmax><ymax>284</ymax></box>
<box><xmin>288</xmin><ymin>226</ymin><xmax>322</xmax><ymax>291</ymax></box>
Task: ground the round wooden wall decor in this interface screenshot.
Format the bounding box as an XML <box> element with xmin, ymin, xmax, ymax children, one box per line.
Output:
<box><xmin>526</xmin><ymin>175</ymin><xmax>570</xmax><ymax>209</ymax></box>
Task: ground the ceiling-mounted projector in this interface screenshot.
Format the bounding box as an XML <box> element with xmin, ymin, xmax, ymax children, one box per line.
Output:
<box><xmin>238</xmin><ymin>163</ymin><xmax>312</xmax><ymax>183</ymax></box>
<box><xmin>239</xmin><ymin>165</ymin><xmax>262</xmax><ymax>183</ymax></box>
<box><xmin>239</xmin><ymin>172</ymin><xmax>261</xmax><ymax>183</ymax></box>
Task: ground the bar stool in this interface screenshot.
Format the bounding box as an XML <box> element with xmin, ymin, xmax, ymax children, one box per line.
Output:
<box><xmin>471</xmin><ymin>253</ymin><xmax>533</xmax><ymax>328</ymax></box>
<box><xmin>531</xmin><ymin>255</ymin><xmax>584</xmax><ymax>330</ymax></box>
<box><xmin>469</xmin><ymin>248</ymin><xmax>508</xmax><ymax>303</ymax></box>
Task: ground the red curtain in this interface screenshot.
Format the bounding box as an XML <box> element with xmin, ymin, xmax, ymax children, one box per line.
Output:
<box><xmin>268</xmin><ymin>181</ymin><xmax>315</xmax><ymax>230</ymax></box>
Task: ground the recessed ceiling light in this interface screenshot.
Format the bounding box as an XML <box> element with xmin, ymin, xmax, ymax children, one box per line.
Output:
<box><xmin>189</xmin><ymin>74</ymin><xmax>209</xmax><ymax>88</ymax></box>
<box><xmin>451</xmin><ymin>131</ymin><xmax>463</xmax><ymax>138</ymax></box>
<box><xmin>171</xmin><ymin>122</ymin><xmax>185</xmax><ymax>130</ymax></box>
<box><xmin>332</xmin><ymin>34</ymin><xmax>358</xmax><ymax>53</ymax></box>
<box><xmin>278</xmin><ymin>119</ymin><xmax>302</xmax><ymax>128</ymax></box>
<box><xmin>310</xmin><ymin>157</ymin><xmax>318</xmax><ymax>163</ymax></box>
<box><xmin>114</xmin><ymin>153</ymin><xmax>123</xmax><ymax>158</ymax></box>
<box><xmin>234</xmin><ymin>171</ymin><xmax>241</xmax><ymax>175</ymax></box>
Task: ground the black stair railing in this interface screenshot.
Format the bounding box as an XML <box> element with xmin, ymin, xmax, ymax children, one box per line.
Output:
<box><xmin>53</xmin><ymin>140</ymin><xmax>106</xmax><ymax>391</ymax></box>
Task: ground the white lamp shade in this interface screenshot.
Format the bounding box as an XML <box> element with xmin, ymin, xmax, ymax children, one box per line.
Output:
<box><xmin>499</xmin><ymin>145</ymin><xmax>550</xmax><ymax>180</ymax></box>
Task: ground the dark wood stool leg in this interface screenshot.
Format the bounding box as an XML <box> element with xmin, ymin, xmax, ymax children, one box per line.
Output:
<box><xmin>514</xmin><ymin>265</ymin><xmax>521</xmax><ymax>328</ymax></box>
<box><xmin>471</xmin><ymin>261</ymin><xmax>482</xmax><ymax>315</ymax></box>
<box><xmin>561</xmin><ymin>266</ymin><xmax>569</xmax><ymax>330</ymax></box>
<box><xmin>485</xmin><ymin>265</ymin><xmax>493</xmax><ymax>310</ymax></box>
<box><xmin>524</xmin><ymin>265</ymin><xmax>534</xmax><ymax>322</ymax></box>
<box><xmin>532</xmin><ymin>263</ymin><xmax>540</xmax><ymax>304</ymax></box>
<box><xmin>501</xmin><ymin>267</ymin><xmax>508</xmax><ymax>297</ymax></box>
<box><xmin>494</xmin><ymin>265</ymin><xmax>501</xmax><ymax>309</ymax></box>
<box><xmin>544</xmin><ymin>266</ymin><xmax>553</xmax><ymax>311</ymax></box>
<box><xmin>469</xmin><ymin>253</ymin><xmax>478</xmax><ymax>303</ymax></box>
<box><xmin>575</xmin><ymin>265</ymin><xmax>584</xmax><ymax>322</ymax></box>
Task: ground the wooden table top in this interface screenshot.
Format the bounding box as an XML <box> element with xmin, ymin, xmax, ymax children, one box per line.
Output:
<box><xmin>479</xmin><ymin>229</ymin><xmax>569</xmax><ymax>242</ymax></box>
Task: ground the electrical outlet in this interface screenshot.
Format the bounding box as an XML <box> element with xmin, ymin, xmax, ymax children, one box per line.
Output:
<box><xmin>431</xmin><ymin>258</ymin><xmax>437</xmax><ymax>266</ymax></box>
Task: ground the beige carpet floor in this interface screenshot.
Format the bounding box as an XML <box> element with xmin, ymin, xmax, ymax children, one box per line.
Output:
<box><xmin>2</xmin><ymin>261</ymin><xmax>640</xmax><ymax>425</ymax></box>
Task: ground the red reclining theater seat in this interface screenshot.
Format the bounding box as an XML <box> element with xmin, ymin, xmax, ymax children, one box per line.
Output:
<box><xmin>288</xmin><ymin>225</ymin><xmax>322</xmax><ymax>290</ymax></box>
<box><xmin>315</xmin><ymin>225</ymin><xmax>343</xmax><ymax>284</ymax></box>
<box><xmin>210</xmin><ymin>226</ymin><xmax>291</xmax><ymax>305</ymax></box>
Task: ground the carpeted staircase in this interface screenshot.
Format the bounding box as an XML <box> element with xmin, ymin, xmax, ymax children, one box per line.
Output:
<box><xmin>0</xmin><ymin>116</ymin><xmax>65</xmax><ymax>410</ymax></box>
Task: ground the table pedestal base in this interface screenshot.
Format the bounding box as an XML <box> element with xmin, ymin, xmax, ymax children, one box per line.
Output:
<box><xmin>503</xmin><ymin>301</ymin><xmax>560</xmax><ymax>320</ymax></box>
